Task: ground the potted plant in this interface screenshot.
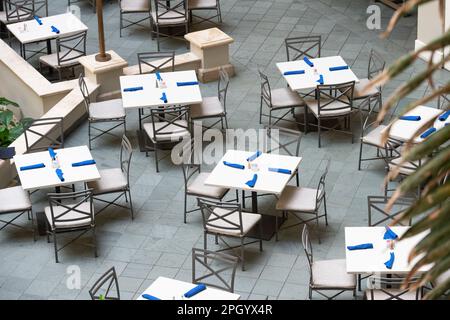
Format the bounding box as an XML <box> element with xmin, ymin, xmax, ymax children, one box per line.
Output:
<box><xmin>0</xmin><ymin>98</ymin><xmax>33</xmax><ymax>147</ymax></box>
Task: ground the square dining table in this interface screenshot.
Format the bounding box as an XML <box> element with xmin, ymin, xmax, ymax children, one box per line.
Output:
<box><xmin>7</xmin><ymin>12</ymin><xmax>88</xmax><ymax>60</ymax></box>
<box><xmin>137</xmin><ymin>276</ymin><xmax>240</xmax><ymax>300</ymax></box>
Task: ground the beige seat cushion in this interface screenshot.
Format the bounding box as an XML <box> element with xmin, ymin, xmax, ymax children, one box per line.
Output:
<box><xmin>354</xmin><ymin>78</ymin><xmax>380</xmax><ymax>99</ymax></box>
<box><xmin>305</xmin><ymin>97</ymin><xmax>352</xmax><ymax>117</ymax></box>
<box><xmin>143</xmin><ymin>120</ymin><xmax>190</xmax><ymax>142</ymax></box>
<box><xmin>206</xmin><ymin>208</ymin><xmax>261</xmax><ymax>236</ymax></box>
<box><xmin>121</xmin><ymin>0</ymin><xmax>151</xmax><ymax>12</ymax></box>
<box><xmin>189</xmin><ymin>0</ymin><xmax>217</xmax><ymax>9</ymax></box>
<box><xmin>45</xmin><ymin>202</ymin><xmax>93</xmax><ymax>230</ymax></box>
<box><xmin>89</xmin><ymin>99</ymin><xmax>125</xmax><ymax>120</ymax></box>
<box><xmin>0</xmin><ymin>186</ymin><xmax>31</xmax><ymax>214</ymax></box>
<box><xmin>270</xmin><ymin>88</ymin><xmax>304</xmax><ymax>109</ymax></box>
<box><xmin>365</xmin><ymin>289</ymin><xmax>419</xmax><ymax>300</ymax></box>
<box><xmin>311</xmin><ymin>259</ymin><xmax>356</xmax><ymax>289</ymax></box>
<box><xmin>362</xmin><ymin>125</ymin><xmax>388</xmax><ymax>148</ymax></box>
<box><xmin>190</xmin><ymin>97</ymin><xmax>224</xmax><ymax>119</ymax></box>
<box><xmin>39</xmin><ymin>50</ymin><xmax>83</xmax><ymax>68</ymax></box>
<box><xmin>87</xmin><ymin>168</ymin><xmax>128</xmax><ymax>194</ymax></box>
<box><xmin>276</xmin><ymin>186</ymin><xmax>321</xmax><ymax>212</ymax></box>
<box><xmin>187</xmin><ymin>172</ymin><xmax>228</xmax><ymax>199</ymax></box>
<box><xmin>151</xmin><ymin>10</ymin><xmax>187</xmax><ymax>25</ymax></box>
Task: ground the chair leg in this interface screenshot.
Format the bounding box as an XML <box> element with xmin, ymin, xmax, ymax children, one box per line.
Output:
<box><xmin>241</xmin><ymin>190</ymin><xmax>246</xmax><ymax>208</ymax></box>
<box><xmin>316</xmin><ymin>213</ymin><xmax>321</xmax><ymax>244</ymax></box>
<box><xmin>53</xmin><ymin>232</ymin><xmax>59</xmax><ymax>263</ymax></box>
<box><xmin>309</xmin><ymin>287</ymin><xmax>312</xmax><ymax>299</ymax></box>
<box><xmin>358</xmin><ymin>142</ymin><xmax>363</xmax><ymax>170</ymax></box>
<box><xmin>323</xmin><ymin>197</ymin><xmax>328</xmax><ymax>226</ymax></box>
<box><xmin>296</xmin><ymin>171</ymin><xmax>300</xmax><ymax>187</ymax></box>
<box><xmin>215</xmin><ymin>234</ymin><xmax>219</xmax><ymax>245</ymax></box>
<box><xmin>259</xmin><ymin>222</ymin><xmax>263</xmax><ymax>251</ymax></box>
<box><xmin>317</xmin><ymin>118</ymin><xmax>321</xmax><ymax>148</ymax></box>
<box><xmin>128</xmin><ymin>190</ymin><xmax>134</xmax><ymax>220</ymax></box>
<box><xmin>92</xmin><ymin>227</ymin><xmax>98</xmax><ymax>258</ymax></box>
<box><xmin>88</xmin><ymin>122</ymin><xmax>92</xmax><ymax>150</ymax></box>
<box><xmin>259</xmin><ymin>97</ymin><xmax>263</xmax><ymax>124</ymax></box>
<box><xmin>183</xmin><ymin>193</ymin><xmax>188</xmax><ymax>223</ymax></box>
<box><xmin>154</xmin><ymin>145</ymin><xmax>159</xmax><ymax>173</ymax></box>
<box><xmin>240</xmin><ymin>237</ymin><xmax>245</xmax><ymax>271</ymax></box>
<box><xmin>203</xmin><ymin>231</ymin><xmax>207</xmax><ymax>250</ymax></box>
<box><xmin>120</xmin><ymin>12</ymin><xmax>123</xmax><ymax>37</ymax></box>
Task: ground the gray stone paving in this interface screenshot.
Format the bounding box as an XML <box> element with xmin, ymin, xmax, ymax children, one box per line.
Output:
<box><xmin>0</xmin><ymin>0</ymin><xmax>448</xmax><ymax>300</ymax></box>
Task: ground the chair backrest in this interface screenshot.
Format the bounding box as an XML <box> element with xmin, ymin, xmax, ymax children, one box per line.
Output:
<box><xmin>24</xmin><ymin>117</ymin><xmax>64</xmax><ymax>153</ymax></box>
<box><xmin>385</xmin><ymin>139</ymin><xmax>423</xmax><ymax>175</ymax></box>
<box><xmin>217</xmin><ymin>67</ymin><xmax>230</xmax><ymax>112</ymax></box>
<box><xmin>56</xmin><ymin>30</ymin><xmax>87</xmax><ymax>66</ymax></box>
<box><xmin>4</xmin><ymin>0</ymin><xmax>34</xmax><ymax>22</ymax></box>
<box><xmin>149</xmin><ymin>105</ymin><xmax>191</xmax><ymax>142</ymax></box>
<box><xmin>264</xmin><ymin>125</ymin><xmax>302</xmax><ymax>157</ymax></box>
<box><xmin>367</xmin><ymin>195</ymin><xmax>414</xmax><ymax>226</ymax></box>
<box><xmin>258</xmin><ymin>70</ymin><xmax>272</xmax><ymax>108</ymax></box>
<box><xmin>198</xmin><ymin>198</ymin><xmax>244</xmax><ymax>236</ymax></box>
<box><xmin>316</xmin><ymin>81</ymin><xmax>355</xmax><ymax>116</ymax></box>
<box><xmin>367</xmin><ymin>276</ymin><xmax>421</xmax><ymax>300</ymax></box>
<box><xmin>47</xmin><ymin>189</ymin><xmax>94</xmax><ymax>231</ymax></box>
<box><xmin>120</xmin><ymin>135</ymin><xmax>133</xmax><ymax>187</ymax></box>
<box><xmin>301</xmin><ymin>225</ymin><xmax>314</xmax><ymax>282</ymax></box>
<box><xmin>438</xmin><ymin>90</ymin><xmax>449</xmax><ymax>110</ymax></box>
<box><xmin>89</xmin><ymin>267</ymin><xmax>120</xmax><ymax>300</ymax></box>
<box><xmin>137</xmin><ymin>51</ymin><xmax>175</xmax><ymax>74</ymax></box>
<box><xmin>367</xmin><ymin>49</ymin><xmax>385</xmax><ymax>80</ymax></box>
<box><xmin>285</xmin><ymin>36</ymin><xmax>321</xmax><ymax>61</ymax></box>
<box><xmin>153</xmin><ymin>0</ymin><xmax>187</xmax><ymax>24</ymax></box>
<box><xmin>191</xmin><ymin>248</ymin><xmax>239</xmax><ymax>293</ymax></box>
<box><xmin>179</xmin><ymin>138</ymin><xmax>201</xmax><ymax>188</ymax></box>
<box><xmin>314</xmin><ymin>159</ymin><xmax>329</xmax><ymax>209</ymax></box>
<box><xmin>78</xmin><ymin>74</ymin><xmax>91</xmax><ymax>115</ymax></box>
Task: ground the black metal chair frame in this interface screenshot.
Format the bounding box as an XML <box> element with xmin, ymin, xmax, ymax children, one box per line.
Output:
<box><xmin>24</xmin><ymin>117</ymin><xmax>64</xmax><ymax>153</ymax></box>
<box><xmin>188</xmin><ymin>0</ymin><xmax>222</xmax><ymax>27</ymax></box>
<box><xmin>365</xmin><ymin>276</ymin><xmax>421</xmax><ymax>300</ymax></box>
<box><xmin>0</xmin><ymin>200</ymin><xmax>35</xmax><ymax>241</ymax></box>
<box><xmin>89</xmin><ymin>267</ymin><xmax>121</xmax><ymax>300</ymax></box>
<box><xmin>285</xmin><ymin>35</ymin><xmax>321</xmax><ymax>62</ymax></box>
<box><xmin>438</xmin><ymin>90</ymin><xmax>449</xmax><ymax>110</ymax></box>
<box><xmin>119</xmin><ymin>0</ymin><xmax>152</xmax><ymax>37</ymax></box>
<box><xmin>367</xmin><ymin>195</ymin><xmax>414</xmax><ymax>227</ymax></box>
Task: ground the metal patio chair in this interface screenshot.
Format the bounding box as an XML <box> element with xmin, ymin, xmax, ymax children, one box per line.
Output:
<box><xmin>188</xmin><ymin>0</ymin><xmax>222</xmax><ymax>26</ymax></box>
<box><xmin>367</xmin><ymin>195</ymin><xmax>414</xmax><ymax>227</ymax></box>
<box><xmin>119</xmin><ymin>0</ymin><xmax>152</xmax><ymax>37</ymax></box>
<box><xmin>285</xmin><ymin>35</ymin><xmax>321</xmax><ymax>62</ymax></box>
<box><xmin>365</xmin><ymin>276</ymin><xmax>422</xmax><ymax>300</ymax></box>
<box><xmin>89</xmin><ymin>267</ymin><xmax>120</xmax><ymax>300</ymax></box>
<box><xmin>24</xmin><ymin>117</ymin><xmax>64</xmax><ymax>153</ymax></box>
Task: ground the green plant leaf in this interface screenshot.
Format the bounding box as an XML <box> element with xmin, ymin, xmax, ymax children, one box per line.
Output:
<box><xmin>0</xmin><ymin>110</ymin><xmax>14</xmax><ymax>126</ymax></box>
<box><xmin>0</xmin><ymin>97</ymin><xmax>19</xmax><ymax>107</ymax></box>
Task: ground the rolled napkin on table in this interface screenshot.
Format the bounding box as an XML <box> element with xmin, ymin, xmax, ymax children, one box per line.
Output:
<box><xmin>317</xmin><ymin>74</ymin><xmax>324</xmax><ymax>85</ymax></box>
<box><xmin>184</xmin><ymin>284</ymin><xmax>207</xmax><ymax>298</ymax></box>
<box><xmin>160</xmin><ymin>92</ymin><xmax>167</xmax><ymax>103</ymax></box>
<box><xmin>55</xmin><ymin>168</ymin><xmax>65</xmax><ymax>182</ymax></box>
<box><xmin>383</xmin><ymin>226</ymin><xmax>398</xmax><ymax>240</ymax></box>
<box><xmin>384</xmin><ymin>252</ymin><xmax>395</xmax><ymax>269</ymax></box>
<box><xmin>283</xmin><ymin>70</ymin><xmax>305</xmax><ymax>76</ymax></box>
<box><xmin>399</xmin><ymin>115</ymin><xmax>421</xmax><ymax>121</ymax></box>
<box><xmin>346</xmin><ymin>243</ymin><xmax>374</xmax><ymax>250</ymax></box>
<box><xmin>420</xmin><ymin>127</ymin><xmax>436</xmax><ymax>139</ymax></box>
<box><xmin>438</xmin><ymin>110</ymin><xmax>450</xmax><ymax>121</ymax></box>
<box><xmin>246</xmin><ymin>151</ymin><xmax>262</xmax><ymax>162</ymax></box>
<box><xmin>48</xmin><ymin>147</ymin><xmax>57</xmax><ymax>160</ymax></box>
<box><xmin>268</xmin><ymin>168</ymin><xmax>292</xmax><ymax>175</ymax></box>
<box><xmin>72</xmin><ymin>159</ymin><xmax>96</xmax><ymax>167</ymax></box>
<box><xmin>34</xmin><ymin>16</ymin><xmax>43</xmax><ymax>25</ymax></box>
<box><xmin>51</xmin><ymin>25</ymin><xmax>60</xmax><ymax>34</ymax></box>
<box><xmin>223</xmin><ymin>161</ymin><xmax>245</xmax><ymax>169</ymax></box>
<box><xmin>303</xmin><ymin>56</ymin><xmax>314</xmax><ymax>67</ymax></box>
<box><xmin>245</xmin><ymin>174</ymin><xmax>258</xmax><ymax>188</ymax></box>
<box><xmin>156</xmin><ymin>72</ymin><xmax>162</xmax><ymax>81</ymax></box>
<box><xmin>20</xmin><ymin>163</ymin><xmax>46</xmax><ymax>171</ymax></box>
<box><xmin>123</xmin><ymin>86</ymin><xmax>143</xmax><ymax>92</ymax></box>
<box><xmin>329</xmin><ymin>65</ymin><xmax>349</xmax><ymax>71</ymax></box>
<box><xmin>176</xmin><ymin>81</ymin><xmax>199</xmax><ymax>86</ymax></box>
<box><xmin>142</xmin><ymin>294</ymin><xmax>161</xmax><ymax>300</ymax></box>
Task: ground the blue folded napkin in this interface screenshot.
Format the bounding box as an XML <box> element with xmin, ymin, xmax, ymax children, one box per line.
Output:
<box><xmin>51</xmin><ymin>25</ymin><xmax>60</xmax><ymax>34</ymax></box>
<box><xmin>383</xmin><ymin>227</ymin><xmax>398</xmax><ymax>240</ymax></box>
<box><xmin>245</xmin><ymin>174</ymin><xmax>258</xmax><ymax>188</ymax></box>
<box><xmin>438</xmin><ymin>110</ymin><xmax>450</xmax><ymax>121</ymax></box>
<box><xmin>176</xmin><ymin>81</ymin><xmax>199</xmax><ymax>86</ymax></box>
<box><xmin>246</xmin><ymin>151</ymin><xmax>262</xmax><ymax>162</ymax></box>
<box><xmin>347</xmin><ymin>243</ymin><xmax>374</xmax><ymax>250</ymax></box>
<box><xmin>20</xmin><ymin>163</ymin><xmax>46</xmax><ymax>171</ymax></box>
<box><xmin>184</xmin><ymin>284</ymin><xmax>206</xmax><ymax>298</ymax></box>
<box><xmin>384</xmin><ymin>252</ymin><xmax>395</xmax><ymax>269</ymax></box>
<box><xmin>142</xmin><ymin>294</ymin><xmax>161</xmax><ymax>300</ymax></box>
<box><xmin>34</xmin><ymin>16</ymin><xmax>43</xmax><ymax>25</ymax></box>
<box><xmin>223</xmin><ymin>161</ymin><xmax>245</xmax><ymax>169</ymax></box>
<box><xmin>48</xmin><ymin>147</ymin><xmax>57</xmax><ymax>160</ymax></box>
<box><xmin>160</xmin><ymin>92</ymin><xmax>167</xmax><ymax>103</ymax></box>
<box><xmin>303</xmin><ymin>56</ymin><xmax>314</xmax><ymax>67</ymax></box>
<box><xmin>156</xmin><ymin>72</ymin><xmax>162</xmax><ymax>81</ymax></box>
<box><xmin>420</xmin><ymin>127</ymin><xmax>436</xmax><ymax>139</ymax></box>
<box><xmin>268</xmin><ymin>167</ymin><xmax>292</xmax><ymax>175</ymax></box>
<box><xmin>317</xmin><ymin>74</ymin><xmax>324</xmax><ymax>85</ymax></box>
<box><xmin>123</xmin><ymin>86</ymin><xmax>143</xmax><ymax>92</ymax></box>
<box><xmin>55</xmin><ymin>168</ymin><xmax>64</xmax><ymax>182</ymax></box>
<box><xmin>329</xmin><ymin>65</ymin><xmax>349</xmax><ymax>71</ymax></box>
<box><xmin>283</xmin><ymin>70</ymin><xmax>305</xmax><ymax>76</ymax></box>
<box><xmin>72</xmin><ymin>160</ymin><xmax>96</xmax><ymax>167</ymax></box>
<box><xmin>399</xmin><ymin>115</ymin><xmax>421</xmax><ymax>121</ymax></box>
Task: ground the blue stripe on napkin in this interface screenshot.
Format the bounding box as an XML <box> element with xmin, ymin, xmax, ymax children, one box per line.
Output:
<box><xmin>48</xmin><ymin>147</ymin><xmax>57</xmax><ymax>160</ymax></box>
<box><xmin>399</xmin><ymin>115</ymin><xmax>421</xmax><ymax>121</ymax></box>
<box><xmin>383</xmin><ymin>226</ymin><xmax>398</xmax><ymax>240</ymax></box>
<box><xmin>142</xmin><ymin>294</ymin><xmax>161</xmax><ymax>300</ymax></box>
<box><xmin>329</xmin><ymin>65</ymin><xmax>349</xmax><ymax>71</ymax></box>
<box><xmin>55</xmin><ymin>168</ymin><xmax>64</xmax><ymax>182</ymax></box>
<box><xmin>51</xmin><ymin>26</ymin><xmax>60</xmax><ymax>34</ymax></box>
<box><xmin>20</xmin><ymin>163</ymin><xmax>46</xmax><ymax>171</ymax></box>
<box><xmin>156</xmin><ymin>72</ymin><xmax>162</xmax><ymax>81</ymax></box>
<box><xmin>176</xmin><ymin>81</ymin><xmax>199</xmax><ymax>87</ymax></box>
<box><xmin>317</xmin><ymin>74</ymin><xmax>324</xmax><ymax>85</ymax></box>
<box><xmin>245</xmin><ymin>174</ymin><xmax>258</xmax><ymax>188</ymax></box>
<box><xmin>268</xmin><ymin>168</ymin><xmax>292</xmax><ymax>175</ymax></box>
<box><xmin>184</xmin><ymin>284</ymin><xmax>206</xmax><ymax>298</ymax></box>
<box><xmin>283</xmin><ymin>70</ymin><xmax>305</xmax><ymax>76</ymax></box>
<box><xmin>420</xmin><ymin>127</ymin><xmax>436</xmax><ymax>139</ymax></box>
<box><xmin>34</xmin><ymin>16</ymin><xmax>43</xmax><ymax>25</ymax></box>
<box><xmin>439</xmin><ymin>110</ymin><xmax>450</xmax><ymax>121</ymax></box>
<box><xmin>246</xmin><ymin>151</ymin><xmax>262</xmax><ymax>162</ymax></box>
<box><xmin>160</xmin><ymin>92</ymin><xmax>167</xmax><ymax>103</ymax></box>
<box><xmin>123</xmin><ymin>86</ymin><xmax>143</xmax><ymax>92</ymax></box>
<box><xmin>384</xmin><ymin>252</ymin><xmax>395</xmax><ymax>269</ymax></box>
<box><xmin>303</xmin><ymin>56</ymin><xmax>314</xmax><ymax>67</ymax></box>
<box><xmin>72</xmin><ymin>160</ymin><xmax>96</xmax><ymax>167</ymax></box>
<box><xmin>347</xmin><ymin>243</ymin><xmax>374</xmax><ymax>250</ymax></box>
<box><xmin>223</xmin><ymin>161</ymin><xmax>245</xmax><ymax>169</ymax></box>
